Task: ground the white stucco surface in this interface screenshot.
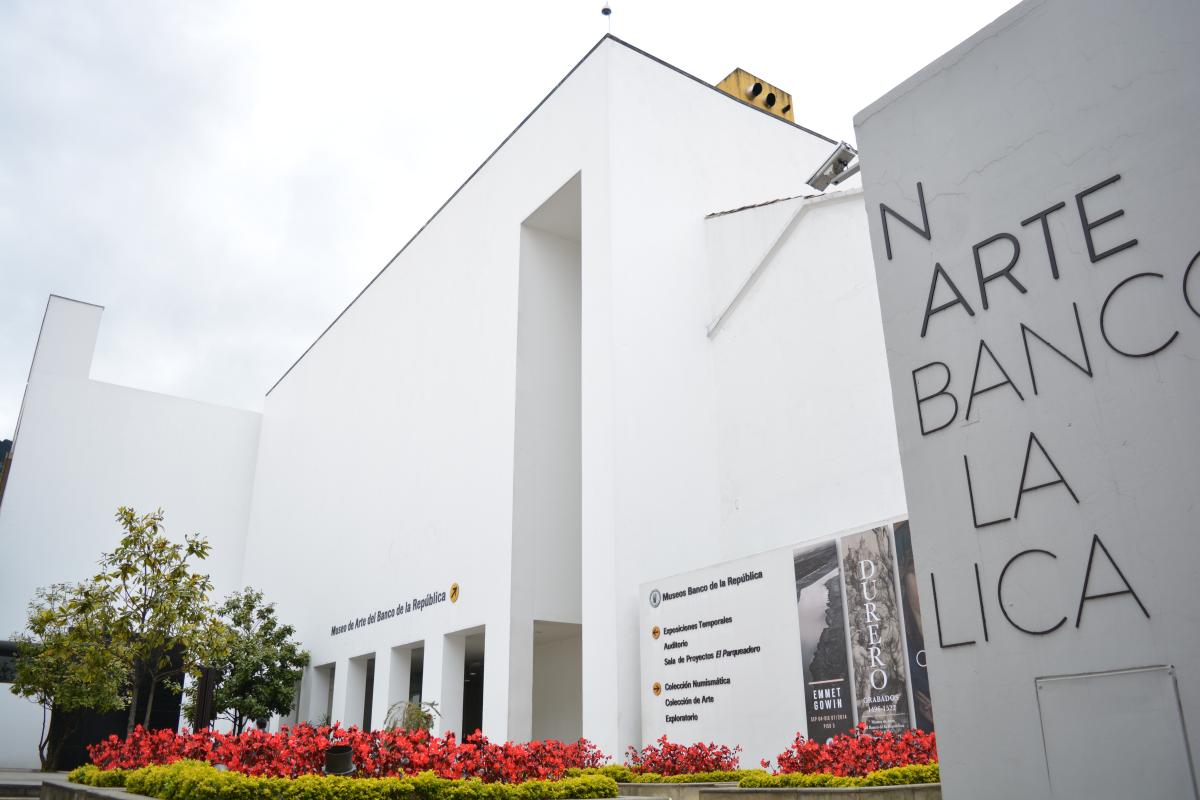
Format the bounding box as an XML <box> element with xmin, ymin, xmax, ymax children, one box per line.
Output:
<box><xmin>706</xmin><ymin>189</ymin><xmax>906</xmax><ymax>556</ymax></box>
<box><xmin>0</xmin><ymin>694</ymin><xmax>44</xmax><ymax>769</ymax></box>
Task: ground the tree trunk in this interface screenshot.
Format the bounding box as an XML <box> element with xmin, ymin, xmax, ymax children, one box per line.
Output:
<box><xmin>126</xmin><ymin>676</ymin><xmax>141</xmax><ymax>736</ymax></box>
<box><xmin>46</xmin><ymin>717</ymin><xmax>77</xmax><ymax>772</ymax></box>
<box><xmin>37</xmin><ymin>705</ymin><xmax>50</xmax><ymax>771</ymax></box>
<box><xmin>142</xmin><ymin>671</ymin><xmax>157</xmax><ymax>729</ymax></box>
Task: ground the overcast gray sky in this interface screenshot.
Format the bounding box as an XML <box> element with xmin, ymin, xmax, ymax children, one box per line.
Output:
<box><xmin>0</xmin><ymin>0</ymin><xmax>1017</xmax><ymax>437</ymax></box>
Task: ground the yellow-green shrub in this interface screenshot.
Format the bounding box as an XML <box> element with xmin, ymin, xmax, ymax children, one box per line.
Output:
<box><xmin>737</xmin><ymin>763</ymin><xmax>939</xmax><ymax>788</ymax></box>
<box><xmin>70</xmin><ymin>761</ymin><xmax>617</xmax><ymax>800</ymax></box>
<box><xmin>564</xmin><ymin>767</ymin><xmax>762</xmax><ymax>785</ymax></box>
<box><xmin>738</xmin><ymin>772</ymin><xmax>856</xmax><ymax>789</ymax></box>
<box><xmin>562</xmin><ymin>767</ymin><xmax>634</xmax><ymax>784</ymax></box>
<box><xmin>634</xmin><ymin>770</ymin><xmax>766</xmax><ymax>784</ymax></box>
<box><xmin>856</xmin><ymin>764</ymin><xmax>940</xmax><ymax>786</ymax></box>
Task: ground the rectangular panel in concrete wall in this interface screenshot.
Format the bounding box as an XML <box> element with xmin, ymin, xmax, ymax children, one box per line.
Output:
<box><xmin>855</xmin><ymin>0</ymin><xmax>1200</xmax><ymax>796</ymax></box>
<box><xmin>1036</xmin><ymin>666</ymin><xmax>1197</xmax><ymax>799</ymax></box>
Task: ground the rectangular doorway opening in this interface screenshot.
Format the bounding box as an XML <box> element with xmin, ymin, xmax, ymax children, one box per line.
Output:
<box><xmin>409</xmin><ymin>648</ymin><xmax>424</xmax><ymax>703</ymax></box>
<box><xmin>362</xmin><ymin>658</ymin><xmax>376</xmax><ymax>730</ymax></box>
<box><xmin>462</xmin><ymin>632</ymin><xmax>485</xmax><ymax>736</ymax></box>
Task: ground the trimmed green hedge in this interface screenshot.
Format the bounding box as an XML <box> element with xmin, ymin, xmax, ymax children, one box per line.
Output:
<box><xmin>562</xmin><ymin>767</ymin><xmax>636</xmax><ymax>784</ymax></box>
<box><xmin>68</xmin><ymin>762</ymin><xmax>618</xmax><ymax>800</ymax></box>
<box><xmin>736</xmin><ymin>763</ymin><xmax>939</xmax><ymax>788</ymax></box>
<box><xmin>68</xmin><ymin>760</ymin><xmax>937</xmax><ymax>796</ymax></box>
<box><xmin>564</xmin><ymin>767</ymin><xmax>765</xmax><ymax>784</ymax></box>
<box><xmin>635</xmin><ymin>770</ymin><xmax>764</xmax><ymax>784</ymax></box>
<box><xmin>69</xmin><ymin>766</ymin><xmax>131</xmax><ymax>788</ymax></box>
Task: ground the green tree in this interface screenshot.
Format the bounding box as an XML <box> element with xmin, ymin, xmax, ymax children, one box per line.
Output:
<box><xmin>99</xmin><ymin>507</ymin><xmax>228</xmax><ymax>735</ymax></box>
<box><xmin>189</xmin><ymin>588</ymin><xmax>309</xmax><ymax>733</ymax></box>
<box><xmin>9</xmin><ymin>582</ymin><xmax>126</xmax><ymax>769</ymax></box>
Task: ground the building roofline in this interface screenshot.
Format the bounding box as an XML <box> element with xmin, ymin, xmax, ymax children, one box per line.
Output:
<box><xmin>266</xmin><ymin>35</ymin><xmax>837</xmax><ymax>396</ymax></box>
<box><xmin>611</xmin><ymin>37</ymin><xmax>836</xmax><ymax>145</ymax></box>
<box><xmin>26</xmin><ymin>294</ymin><xmax>105</xmax><ymax>385</ymax></box>
<box><xmin>47</xmin><ymin>293</ymin><xmax>105</xmax><ymax>310</ymax></box>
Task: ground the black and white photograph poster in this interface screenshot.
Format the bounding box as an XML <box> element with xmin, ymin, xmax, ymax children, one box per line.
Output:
<box><xmin>793</xmin><ymin>540</ymin><xmax>854</xmax><ymax>740</ymax></box>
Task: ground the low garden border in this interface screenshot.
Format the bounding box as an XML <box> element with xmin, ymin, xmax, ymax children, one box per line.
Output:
<box><xmin>46</xmin><ymin>778</ymin><xmax>942</xmax><ymax>800</ymax></box>
<box><xmin>58</xmin><ymin>763</ymin><xmax>941</xmax><ymax>800</ymax></box>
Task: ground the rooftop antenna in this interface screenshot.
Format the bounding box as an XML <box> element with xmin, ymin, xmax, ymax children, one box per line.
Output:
<box><xmin>601</xmin><ymin>2</ymin><xmax>612</xmax><ymax>34</ymax></box>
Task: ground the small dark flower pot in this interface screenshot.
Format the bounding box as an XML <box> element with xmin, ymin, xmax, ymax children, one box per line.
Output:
<box><xmin>324</xmin><ymin>744</ymin><xmax>354</xmax><ymax>776</ymax></box>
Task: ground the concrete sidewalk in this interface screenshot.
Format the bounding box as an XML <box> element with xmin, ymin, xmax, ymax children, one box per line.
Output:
<box><xmin>0</xmin><ymin>768</ymin><xmax>69</xmax><ymax>789</ymax></box>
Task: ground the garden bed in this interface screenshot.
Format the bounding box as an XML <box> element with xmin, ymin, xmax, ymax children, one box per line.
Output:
<box><xmin>65</xmin><ymin>729</ymin><xmax>940</xmax><ymax>800</ymax></box>
<box><xmin>67</xmin><ymin>762</ymin><xmax>618</xmax><ymax>800</ymax></box>
<box><xmin>45</xmin><ymin>777</ymin><xmax>941</xmax><ymax>800</ymax></box>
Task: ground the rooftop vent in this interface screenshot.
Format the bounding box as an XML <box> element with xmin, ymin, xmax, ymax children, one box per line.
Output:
<box><xmin>715</xmin><ymin>68</ymin><xmax>794</xmax><ymax>122</ymax></box>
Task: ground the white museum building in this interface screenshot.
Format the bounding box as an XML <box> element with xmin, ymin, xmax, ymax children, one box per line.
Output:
<box><xmin>0</xmin><ymin>36</ymin><xmax>908</xmax><ymax>768</ymax></box>
<box><xmin>7</xmin><ymin>2</ymin><xmax>1200</xmax><ymax>796</ymax></box>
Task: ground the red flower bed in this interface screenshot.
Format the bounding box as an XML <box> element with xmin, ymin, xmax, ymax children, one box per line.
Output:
<box><xmin>87</xmin><ymin>725</ymin><xmax>609</xmax><ymax>781</ymax></box>
<box><xmin>769</xmin><ymin>724</ymin><xmax>936</xmax><ymax>777</ymax></box>
<box><xmin>624</xmin><ymin>736</ymin><xmax>740</xmax><ymax>775</ymax></box>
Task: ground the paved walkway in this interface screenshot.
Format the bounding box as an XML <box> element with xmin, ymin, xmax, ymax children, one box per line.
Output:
<box><xmin>0</xmin><ymin>768</ymin><xmax>68</xmax><ymax>785</ymax></box>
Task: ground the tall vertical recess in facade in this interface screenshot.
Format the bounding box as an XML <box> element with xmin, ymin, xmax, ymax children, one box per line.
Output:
<box><xmin>510</xmin><ymin>174</ymin><xmax>584</xmax><ymax>741</ymax></box>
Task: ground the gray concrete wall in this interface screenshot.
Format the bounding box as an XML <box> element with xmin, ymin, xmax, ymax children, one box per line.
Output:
<box><xmin>856</xmin><ymin>0</ymin><xmax>1200</xmax><ymax>797</ymax></box>
<box><xmin>619</xmin><ymin>782</ymin><xmax>736</xmax><ymax>800</ymax></box>
<box><xmin>700</xmin><ymin>787</ymin><xmax>939</xmax><ymax>800</ymax></box>
<box><xmin>40</xmin><ymin>780</ymin><xmax>129</xmax><ymax>800</ymax></box>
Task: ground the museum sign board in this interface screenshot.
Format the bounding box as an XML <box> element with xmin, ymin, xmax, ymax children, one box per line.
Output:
<box><xmin>638</xmin><ymin>521</ymin><xmax>932</xmax><ymax>766</ymax></box>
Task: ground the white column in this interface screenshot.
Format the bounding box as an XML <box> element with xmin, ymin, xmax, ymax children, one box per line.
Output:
<box><xmin>306</xmin><ymin>665</ymin><xmax>331</xmax><ymax>723</ymax></box>
<box><xmin>500</xmin><ymin>619</ymin><xmax>532</xmax><ymax>742</ymax></box>
<box><xmin>373</xmin><ymin>646</ymin><xmax>411</xmax><ymax>729</ymax></box>
<box><xmin>343</xmin><ymin>659</ymin><xmax>367</xmax><ymax>729</ymax></box>
<box><xmin>369</xmin><ymin>650</ymin><xmax>392</xmax><ymax>730</ymax></box>
<box><xmin>580</xmin><ymin>181</ymin><xmax>620</xmax><ymax>756</ymax></box>
<box><xmin>329</xmin><ymin>661</ymin><xmax>349</xmax><ymax>726</ymax></box>
<box><xmin>423</xmin><ymin>633</ymin><xmax>465</xmax><ymax>737</ymax></box>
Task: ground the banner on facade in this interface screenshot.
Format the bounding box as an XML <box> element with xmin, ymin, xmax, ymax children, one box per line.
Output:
<box><xmin>839</xmin><ymin>526</ymin><xmax>910</xmax><ymax>734</ymax></box>
<box><xmin>893</xmin><ymin>521</ymin><xmax>933</xmax><ymax>732</ymax></box>
<box><xmin>792</xmin><ymin>540</ymin><xmax>853</xmax><ymax>740</ymax></box>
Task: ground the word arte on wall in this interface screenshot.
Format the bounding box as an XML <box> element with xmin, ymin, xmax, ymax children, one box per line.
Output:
<box><xmin>330</xmin><ymin>583</ymin><xmax>458</xmax><ymax>637</ymax></box>
<box><xmin>639</xmin><ymin>523</ymin><xmax>931</xmax><ymax>762</ymax></box>
<box><xmin>881</xmin><ymin>173</ymin><xmax>1197</xmax><ymax>644</ymax></box>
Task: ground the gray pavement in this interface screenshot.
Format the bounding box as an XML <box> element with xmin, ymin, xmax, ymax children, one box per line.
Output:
<box><xmin>0</xmin><ymin>767</ymin><xmax>68</xmax><ymax>785</ymax></box>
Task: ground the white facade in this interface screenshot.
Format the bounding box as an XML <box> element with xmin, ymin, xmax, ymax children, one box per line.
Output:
<box><xmin>707</xmin><ymin>189</ymin><xmax>905</xmax><ymax>554</ymax></box>
<box><xmin>856</xmin><ymin>0</ymin><xmax>1200</xmax><ymax>797</ymax></box>
<box><xmin>1</xmin><ymin>37</ymin><xmax>906</xmax><ymax>768</ymax></box>
<box><xmin>0</xmin><ymin>296</ymin><xmax>261</xmax><ymax>767</ymax></box>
